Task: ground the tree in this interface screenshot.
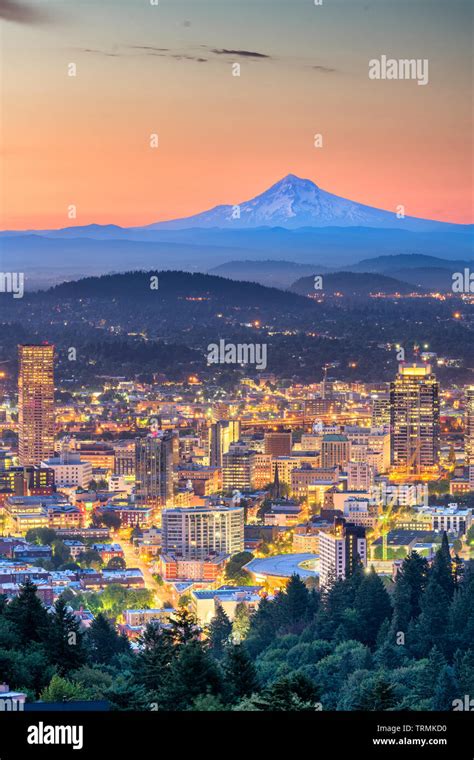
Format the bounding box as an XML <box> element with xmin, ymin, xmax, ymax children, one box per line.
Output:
<box><xmin>46</xmin><ymin>598</ymin><xmax>86</xmax><ymax>674</ymax></box>
<box><xmin>353</xmin><ymin>569</ymin><xmax>392</xmax><ymax>647</ymax></box>
<box><xmin>52</xmin><ymin>540</ymin><xmax>72</xmax><ymax>569</ymax></box>
<box><xmin>207</xmin><ymin>603</ymin><xmax>232</xmax><ymax>659</ymax></box>
<box><xmin>159</xmin><ymin>640</ymin><xmax>224</xmax><ymax>711</ymax></box>
<box><xmin>87</xmin><ymin>613</ymin><xmax>130</xmax><ymax>664</ymax></box>
<box><xmin>350</xmin><ymin>672</ymin><xmax>397</xmax><ymax>711</ymax></box>
<box><xmin>25</xmin><ymin>527</ymin><xmax>57</xmax><ymax>545</ymax></box>
<box><xmin>276</xmin><ymin>574</ymin><xmax>313</xmax><ymax>633</ymax></box>
<box><xmin>99</xmin><ymin>512</ymin><xmax>122</xmax><ymax>531</ymax></box>
<box><xmin>5</xmin><ymin>579</ymin><xmax>50</xmax><ymax>644</ymax></box>
<box><xmin>412</xmin><ymin>574</ymin><xmax>451</xmax><ymax>656</ymax></box>
<box><xmin>224</xmin><ymin>551</ymin><xmax>254</xmax><ymax>585</ymax></box>
<box><xmin>232</xmin><ymin>602</ymin><xmax>251</xmax><ymax>643</ymax></box>
<box><xmin>224</xmin><ymin>644</ymin><xmax>259</xmax><ymax>701</ymax></box>
<box><xmin>77</xmin><ymin>549</ymin><xmax>103</xmax><ymax>570</ymax></box>
<box><xmin>168</xmin><ymin>608</ymin><xmax>200</xmax><ymax>645</ymax></box>
<box><xmin>245</xmin><ymin>596</ymin><xmax>278</xmax><ymax>656</ymax></box>
<box><xmin>107</xmin><ymin>556</ymin><xmax>126</xmax><ymax>570</ymax></box>
<box><xmin>133</xmin><ymin>623</ymin><xmax>175</xmax><ymax>692</ymax></box>
<box><xmin>432</xmin><ymin>665</ymin><xmax>459</xmax><ymax>710</ymax></box>
<box><xmin>236</xmin><ymin>673</ymin><xmax>320</xmax><ymax>712</ymax></box>
<box><xmin>392</xmin><ymin>551</ymin><xmax>429</xmax><ymax>632</ymax></box>
<box><xmin>40</xmin><ymin>674</ymin><xmax>88</xmax><ymax>703</ymax></box>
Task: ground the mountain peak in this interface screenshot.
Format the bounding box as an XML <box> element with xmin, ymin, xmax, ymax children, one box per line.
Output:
<box><xmin>140</xmin><ymin>174</ymin><xmax>447</xmax><ymax>232</ymax></box>
<box><xmin>271</xmin><ymin>173</ymin><xmax>319</xmax><ymax>191</ymax></box>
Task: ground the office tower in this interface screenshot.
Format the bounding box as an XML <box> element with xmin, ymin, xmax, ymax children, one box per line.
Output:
<box><xmin>321</xmin><ymin>434</ymin><xmax>350</xmax><ymax>469</ymax></box>
<box><xmin>41</xmin><ymin>441</ymin><xmax>92</xmax><ymax>488</ymax></box>
<box><xmin>0</xmin><ymin>466</ymin><xmax>54</xmax><ymax>496</ymax></box>
<box><xmin>319</xmin><ymin>518</ymin><xmax>367</xmax><ymax>590</ymax></box>
<box><xmin>222</xmin><ymin>444</ymin><xmax>256</xmax><ymax>491</ymax></box>
<box><xmin>18</xmin><ymin>344</ymin><xmax>55</xmax><ymax>466</ymax></box>
<box><xmin>161</xmin><ymin>505</ymin><xmax>244</xmax><ymax>559</ymax></box>
<box><xmin>465</xmin><ymin>387</ymin><xmax>474</xmax><ymax>466</ymax></box>
<box><xmin>347</xmin><ymin>461</ymin><xmax>374</xmax><ymax>491</ymax></box>
<box><xmin>113</xmin><ymin>440</ymin><xmax>136</xmax><ymax>475</ymax></box>
<box><xmin>372</xmin><ymin>395</ymin><xmax>390</xmax><ymax>427</ymax></box>
<box><xmin>135</xmin><ymin>432</ymin><xmax>174</xmax><ymax>508</ymax></box>
<box><xmin>390</xmin><ymin>363</ymin><xmax>440</xmax><ymax>474</ymax></box>
<box><xmin>264</xmin><ymin>431</ymin><xmax>292</xmax><ymax>457</ymax></box>
<box><xmin>209</xmin><ymin>420</ymin><xmax>241</xmax><ymax>468</ymax></box>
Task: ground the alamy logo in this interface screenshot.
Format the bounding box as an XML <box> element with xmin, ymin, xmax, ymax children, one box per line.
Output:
<box><xmin>27</xmin><ymin>722</ymin><xmax>83</xmax><ymax>750</ymax></box>
<box><xmin>0</xmin><ymin>697</ymin><xmax>24</xmax><ymax>711</ymax></box>
<box><xmin>452</xmin><ymin>695</ymin><xmax>474</xmax><ymax>711</ymax></box>
<box><xmin>369</xmin><ymin>55</ymin><xmax>429</xmax><ymax>86</ymax></box>
<box><xmin>0</xmin><ymin>272</ymin><xmax>24</xmax><ymax>299</ymax></box>
<box><xmin>207</xmin><ymin>339</ymin><xmax>267</xmax><ymax>370</ymax></box>
<box><xmin>452</xmin><ymin>269</ymin><xmax>474</xmax><ymax>293</ymax></box>
<box><xmin>369</xmin><ymin>483</ymin><xmax>428</xmax><ymax>507</ymax></box>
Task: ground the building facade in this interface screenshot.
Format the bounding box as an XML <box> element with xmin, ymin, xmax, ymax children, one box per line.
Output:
<box><xmin>18</xmin><ymin>344</ymin><xmax>55</xmax><ymax>466</ymax></box>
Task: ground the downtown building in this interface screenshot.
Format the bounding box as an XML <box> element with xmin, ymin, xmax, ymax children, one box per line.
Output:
<box><xmin>321</xmin><ymin>434</ymin><xmax>350</xmax><ymax>469</ymax></box>
<box><xmin>160</xmin><ymin>505</ymin><xmax>244</xmax><ymax>581</ymax></box>
<box><xmin>208</xmin><ymin>420</ymin><xmax>241</xmax><ymax>468</ymax></box>
<box><xmin>319</xmin><ymin>517</ymin><xmax>367</xmax><ymax>590</ymax></box>
<box><xmin>465</xmin><ymin>386</ymin><xmax>474</xmax><ymax>466</ymax></box>
<box><xmin>135</xmin><ymin>432</ymin><xmax>175</xmax><ymax>509</ymax></box>
<box><xmin>390</xmin><ymin>363</ymin><xmax>440</xmax><ymax>474</ymax></box>
<box><xmin>222</xmin><ymin>444</ymin><xmax>257</xmax><ymax>491</ymax></box>
<box><xmin>18</xmin><ymin>344</ymin><xmax>55</xmax><ymax>466</ymax></box>
<box><xmin>161</xmin><ymin>505</ymin><xmax>244</xmax><ymax>560</ymax></box>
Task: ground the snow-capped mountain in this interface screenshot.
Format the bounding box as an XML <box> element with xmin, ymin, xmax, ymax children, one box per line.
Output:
<box><xmin>140</xmin><ymin>174</ymin><xmax>446</xmax><ymax>231</ymax></box>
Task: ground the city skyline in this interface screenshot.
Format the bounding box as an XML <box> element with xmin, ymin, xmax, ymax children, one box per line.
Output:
<box><xmin>0</xmin><ymin>0</ymin><xmax>473</xmax><ymax>739</ymax></box>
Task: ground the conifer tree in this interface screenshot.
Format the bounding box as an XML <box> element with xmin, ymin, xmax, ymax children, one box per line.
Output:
<box><xmin>207</xmin><ymin>603</ymin><xmax>232</xmax><ymax>659</ymax></box>
<box><xmin>224</xmin><ymin>643</ymin><xmax>259</xmax><ymax>700</ymax></box>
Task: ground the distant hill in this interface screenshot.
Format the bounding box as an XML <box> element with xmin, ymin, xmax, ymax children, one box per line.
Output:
<box><xmin>342</xmin><ymin>254</ymin><xmax>473</xmax><ymax>273</ymax></box>
<box><xmin>43</xmin><ymin>270</ymin><xmax>315</xmax><ymax>310</ymax></box>
<box><xmin>338</xmin><ymin>255</ymin><xmax>474</xmax><ymax>292</ymax></box>
<box><xmin>208</xmin><ymin>260</ymin><xmax>328</xmax><ymax>288</ymax></box>
<box><xmin>290</xmin><ymin>271</ymin><xmax>423</xmax><ymax>297</ymax></box>
<box><xmin>1</xmin><ymin>230</ymin><xmax>471</xmax><ymax>291</ymax></box>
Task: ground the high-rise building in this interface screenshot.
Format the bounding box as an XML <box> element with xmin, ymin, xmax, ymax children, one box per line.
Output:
<box><xmin>347</xmin><ymin>461</ymin><xmax>374</xmax><ymax>491</ymax></box>
<box><xmin>135</xmin><ymin>432</ymin><xmax>174</xmax><ymax>508</ymax></box>
<box><xmin>264</xmin><ymin>431</ymin><xmax>292</xmax><ymax>457</ymax></box>
<box><xmin>222</xmin><ymin>444</ymin><xmax>256</xmax><ymax>491</ymax></box>
<box><xmin>161</xmin><ymin>505</ymin><xmax>244</xmax><ymax>559</ymax></box>
<box><xmin>113</xmin><ymin>440</ymin><xmax>136</xmax><ymax>475</ymax></box>
<box><xmin>319</xmin><ymin>518</ymin><xmax>367</xmax><ymax>590</ymax></box>
<box><xmin>18</xmin><ymin>344</ymin><xmax>55</xmax><ymax>466</ymax></box>
<box><xmin>321</xmin><ymin>434</ymin><xmax>350</xmax><ymax>469</ymax></box>
<box><xmin>371</xmin><ymin>395</ymin><xmax>390</xmax><ymax>427</ymax></box>
<box><xmin>209</xmin><ymin>420</ymin><xmax>240</xmax><ymax>468</ymax></box>
<box><xmin>465</xmin><ymin>387</ymin><xmax>474</xmax><ymax>466</ymax></box>
<box><xmin>390</xmin><ymin>363</ymin><xmax>440</xmax><ymax>474</ymax></box>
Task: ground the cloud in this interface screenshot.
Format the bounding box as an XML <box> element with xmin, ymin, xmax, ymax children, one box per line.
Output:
<box><xmin>311</xmin><ymin>65</ymin><xmax>337</xmax><ymax>73</ymax></box>
<box><xmin>211</xmin><ymin>48</ymin><xmax>271</xmax><ymax>59</ymax></box>
<box><xmin>82</xmin><ymin>48</ymin><xmax>120</xmax><ymax>58</ymax></box>
<box><xmin>0</xmin><ymin>0</ymin><xmax>49</xmax><ymax>23</ymax></box>
<box><xmin>80</xmin><ymin>45</ymin><xmax>207</xmax><ymax>63</ymax></box>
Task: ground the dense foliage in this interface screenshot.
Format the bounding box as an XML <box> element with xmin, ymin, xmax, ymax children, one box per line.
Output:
<box><xmin>0</xmin><ymin>540</ymin><xmax>472</xmax><ymax>711</ymax></box>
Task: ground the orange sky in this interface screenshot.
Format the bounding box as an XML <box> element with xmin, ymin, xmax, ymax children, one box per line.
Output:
<box><xmin>1</xmin><ymin>0</ymin><xmax>472</xmax><ymax>229</ymax></box>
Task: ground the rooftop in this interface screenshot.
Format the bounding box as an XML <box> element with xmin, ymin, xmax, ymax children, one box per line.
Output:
<box><xmin>244</xmin><ymin>553</ymin><xmax>319</xmax><ymax>579</ymax></box>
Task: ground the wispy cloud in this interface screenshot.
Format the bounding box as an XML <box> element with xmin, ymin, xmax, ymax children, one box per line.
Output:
<box><xmin>80</xmin><ymin>45</ymin><xmax>207</xmax><ymax>63</ymax></box>
<box><xmin>311</xmin><ymin>65</ymin><xmax>337</xmax><ymax>74</ymax></box>
<box><xmin>0</xmin><ymin>0</ymin><xmax>49</xmax><ymax>23</ymax></box>
<box><xmin>78</xmin><ymin>43</ymin><xmax>335</xmax><ymax>73</ymax></box>
<box><xmin>210</xmin><ymin>48</ymin><xmax>271</xmax><ymax>59</ymax></box>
